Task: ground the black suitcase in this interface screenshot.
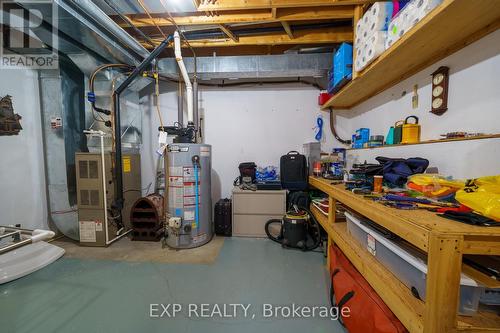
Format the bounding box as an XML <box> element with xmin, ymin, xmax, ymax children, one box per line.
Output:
<box><xmin>280</xmin><ymin>151</ymin><xmax>308</xmax><ymax>191</ymax></box>
<box><xmin>214</xmin><ymin>198</ymin><xmax>232</xmax><ymax>236</ymax></box>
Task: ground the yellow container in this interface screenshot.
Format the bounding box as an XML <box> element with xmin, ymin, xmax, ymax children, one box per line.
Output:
<box><xmin>401</xmin><ymin>116</ymin><xmax>421</xmax><ymax>144</ymax></box>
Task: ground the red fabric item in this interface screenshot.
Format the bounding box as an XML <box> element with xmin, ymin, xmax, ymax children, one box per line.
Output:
<box><xmin>318</xmin><ymin>92</ymin><xmax>333</xmax><ymax>105</ymax></box>
<box><xmin>330</xmin><ymin>245</ymin><xmax>408</xmax><ymax>333</ymax></box>
<box><xmin>436</xmin><ymin>204</ymin><xmax>472</xmax><ymax>214</ymax></box>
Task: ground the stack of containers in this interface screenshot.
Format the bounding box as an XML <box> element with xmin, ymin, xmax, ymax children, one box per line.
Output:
<box><xmin>354</xmin><ymin>2</ymin><xmax>394</xmax><ymax>72</ymax></box>
<box><xmin>332</xmin><ymin>43</ymin><xmax>353</xmax><ymax>92</ymax></box>
<box><xmin>386</xmin><ymin>0</ymin><xmax>443</xmax><ymax>49</ymax></box>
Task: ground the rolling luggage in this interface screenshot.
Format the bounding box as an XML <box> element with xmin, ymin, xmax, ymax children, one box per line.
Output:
<box><xmin>280</xmin><ymin>151</ymin><xmax>308</xmax><ymax>191</ymax></box>
<box><xmin>329</xmin><ymin>245</ymin><xmax>408</xmax><ymax>333</ymax></box>
<box><xmin>214</xmin><ymin>198</ymin><xmax>232</xmax><ymax>236</ymax></box>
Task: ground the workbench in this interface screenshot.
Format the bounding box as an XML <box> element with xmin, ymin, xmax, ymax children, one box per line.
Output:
<box><xmin>309</xmin><ymin>176</ymin><xmax>500</xmax><ymax>333</ymax></box>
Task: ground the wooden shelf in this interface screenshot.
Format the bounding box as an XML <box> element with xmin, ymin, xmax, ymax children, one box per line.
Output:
<box><xmin>321</xmin><ymin>0</ymin><xmax>500</xmax><ymax>110</ymax></box>
<box><xmin>348</xmin><ymin>134</ymin><xmax>500</xmax><ymax>151</ymax></box>
<box><xmin>310</xmin><ymin>177</ymin><xmax>500</xmax><ymax>255</ymax></box>
<box><xmin>310</xmin><ymin>206</ymin><xmax>500</xmax><ymax>333</ymax></box>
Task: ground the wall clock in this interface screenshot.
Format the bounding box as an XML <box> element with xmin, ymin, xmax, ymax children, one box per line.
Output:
<box><xmin>430</xmin><ymin>66</ymin><xmax>449</xmax><ymax>115</ymax></box>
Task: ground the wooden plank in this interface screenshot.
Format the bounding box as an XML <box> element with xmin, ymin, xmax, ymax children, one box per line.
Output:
<box><xmin>218</xmin><ymin>24</ymin><xmax>239</xmax><ymax>42</ymax></box>
<box><xmin>321</xmin><ymin>0</ymin><xmax>500</xmax><ymax>109</ymax></box>
<box><xmin>198</xmin><ymin>0</ymin><xmax>374</xmax><ymax>11</ymax></box>
<box><xmin>329</xmin><ymin>221</ymin><xmax>425</xmax><ymax>333</ymax></box>
<box><xmin>345</xmin><ymin>134</ymin><xmax>500</xmax><ymax>151</ymax></box>
<box><xmin>310</xmin><ymin>177</ymin><xmax>500</xmax><ymax>240</ymax></box>
<box><xmin>463</xmin><ymin>236</ymin><xmax>500</xmax><ymax>255</ymax></box>
<box><xmin>310</xmin><ymin>177</ymin><xmax>430</xmax><ymax>251</ymax></box>
<box><xmin>271</xmin><ymin>7</ymin><xmax>277</xmax><ymax>18</ymax></box>
<box><xmin>424</xmin><ymin>233</ymin><xmax>463</xmax><ymax>333</ymax></box>
<box><xmin>118</xmin><ymin>7</ymin><xmax>353</xmax><ymax>28</ymax></box>
<box><xmin>328</xmin><ymin>197</ymin><xmax>336</xmax><ymax>224</ymax></box>
<box><xmin>310</xmin><ymin>184</ymin><xmax>500</xmax><ymax>333</ymax></box>
<box><xmin>312</xmin><ymin>205</ymin><xmax>334</xmax><ymax>235</ymax></box>
<box><xmin>147</xmin><ymin>27</ymin><xmax>353</xmax><ymax>47</ymax></box>
<box><xmin>352</xmin><ymin>5</ymin><xmax>363</xmax><ymax>80</ymax></box>
<box><xmin>281</xmin><ymin>21</ymin><xmax>294</xmax><ymax>39</ymax></box>
<box><xmin>457</xmin><ymin>311</ymin><xmax>500</xmax><ymax>332</ymax></box>
<box><xmin>462</xmin><ymin>264</ymin><xmax>500</xmax><ymax>289</ymax></box>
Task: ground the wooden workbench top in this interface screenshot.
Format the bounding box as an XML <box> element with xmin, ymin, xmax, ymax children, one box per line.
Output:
<box><xmin>310</xmin><ymin>176</ymin><xmax>500</xmax><ymax>254</ymax></box>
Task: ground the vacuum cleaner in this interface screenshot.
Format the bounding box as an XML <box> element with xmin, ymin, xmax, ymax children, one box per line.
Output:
<box><xmin>265</xmin><ymin>205</ymin><xmax>321</xmax><ymax>251</ymax></box>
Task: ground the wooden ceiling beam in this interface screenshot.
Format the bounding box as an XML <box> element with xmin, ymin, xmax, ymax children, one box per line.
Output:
<box><xmin>281</xmin><ymin>21</ymin><xmax>294</xmax><ymax>39</ymax></box>
<box><xmin>218</xmin><ymin>24</ymin><xmax>239</xmax><ymax>42</ymax></box>
<box><xmin>145</xmin><ymin>27</ymin><xmax>352</xmax><ymax>48</ymax></box>
<box><xmin>115</xmin><ymin>7</ymin><xmax>354</xmax><ymax>28</ymax></box>
<box><xmin>197</xmin><ymin>0</ymin><xmax>374</xmax><ymax>11</ymax></box>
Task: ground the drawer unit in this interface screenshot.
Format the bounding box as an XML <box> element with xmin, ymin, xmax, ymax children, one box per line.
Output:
<box><xmin>232</xmin><ymin>187</ymin><xmax>286</xmax><ymax>237</ymax></box>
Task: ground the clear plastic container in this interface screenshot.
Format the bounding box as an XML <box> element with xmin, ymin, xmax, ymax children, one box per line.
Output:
<box><xmin>346</xmin><ymin>212</ymin><xmax>483</xmax><ymax>316</ymax></box>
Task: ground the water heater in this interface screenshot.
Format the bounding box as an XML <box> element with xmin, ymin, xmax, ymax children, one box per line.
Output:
<box><xmin>165</xmin><ymin>143</ymin><xmax>213</xmax><ymax>248</ymax></box>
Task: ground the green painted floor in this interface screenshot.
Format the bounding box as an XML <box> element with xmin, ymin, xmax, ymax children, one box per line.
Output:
<box><xmin>0</xmin><ymin>238</ymin><xmax>345</xmax><ymax>333</ymax></box>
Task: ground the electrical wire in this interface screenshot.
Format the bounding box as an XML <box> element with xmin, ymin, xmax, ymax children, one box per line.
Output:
<box><xmin>136</xmin><ymin>0</ymin><xmax>166</xmax><ymax>40</ymax></box>
<box><xmin>101</xmin><ymin>0</ymin><xmax>156</xmax><ymax>48</ymax></box>
<box><xmin>328</xmin><ymin>107</ymin><xmax>351</xmax><ymax>145</ymax></box>
<box><xmin>315</xmin><ymin>116</ymin><xmax>323</xmax><ymax>141</ymax></box>
<box><xmin>153</xmin><ymin>69</ymin><xmax>165</xmax><ymax>130</ymax></box>
<box><xmin>88</xmin><ymin>64</ymin><xmax>133</xmax><ymax>123</ymax></box>
<box><xmin>159</xmin><ymin>0</ymin><xmax>197</xmax><ymax>73</ymax></box>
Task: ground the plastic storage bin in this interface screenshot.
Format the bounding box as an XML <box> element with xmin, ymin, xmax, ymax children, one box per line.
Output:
<box><xmin>480</xmin><ymin>288</ymin><xmax>500</xmax><ymax>306</ymax></box>
<box><xmin>345</xmin><ymin>212</ymin><xmax>483</xmax><ymax>316</ymax></box>
<box><xmin>333</xmin><ymin>43</ymin><xmax>353</xmax><ymax>88</ymax></box>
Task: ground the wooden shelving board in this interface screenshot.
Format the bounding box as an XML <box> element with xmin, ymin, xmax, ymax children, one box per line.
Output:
<box><xmin>321</xmin><ymin>0</ymin><xmax>500</xmax><ymax>110</ymax></box>
<box><xmin>310</xmin><ymin>206</ymin><xmax>500</xmax><ymax>333</ymax></box>
<box><xmin>348</xmin><ymin>134</ymin><xmax>500</xmax><ymax>151</ymax></box>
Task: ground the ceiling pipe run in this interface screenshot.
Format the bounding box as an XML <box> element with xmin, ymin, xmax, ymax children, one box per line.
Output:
<box><xmin>65</xmin><ymin>0</ymin><xmax>150</xmax><ymax>59</ymax></box>
<box><xmin>174</xmin><ymin>31</ymin><xmax>194</xmax><ymax>125</ymax></box>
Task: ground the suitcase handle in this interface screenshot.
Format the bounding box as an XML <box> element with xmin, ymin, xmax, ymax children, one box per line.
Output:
<box><xmin>330</xmin><ymin>268</ymin><xmax>355</xmax><ymax>327</ymax></box>
<box><xmin>329</xmin><ymin>268</ymin><xmax>340</xmax><ymax>307</ymax></box>
<box><xmin>337</xmin><ymin>290</ymin><xmax>355</xmax><ymax>310</ymax></box>
<box><xmin>287</xmin><ymin>151</ymin><xmax>300</xmax><ymax>155</ymax></box>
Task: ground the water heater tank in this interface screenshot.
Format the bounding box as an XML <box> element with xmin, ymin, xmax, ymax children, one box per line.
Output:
<box><xmin>165</xmin><ymin>143</ymin><xmax>213</xmax><ymax>248</ymax></box>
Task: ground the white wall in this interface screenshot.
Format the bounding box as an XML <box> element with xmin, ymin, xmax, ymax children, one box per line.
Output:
<box><xmin>335</xmin><ymin>29</ymin><xmax>500</xmax><ymax>179</ymax></box>
<box><xmin>141</xmin><ymin>30</ymin><xmax>500</xmax><ymax>208</ymax></box>
<box><xmin>141</xmin><ymin>84</ymin><xmax>335</xmax><ymax>203</ymax></box>
<box><xmin>0</xmin><ymin>69</ymin><xmax>48</xmax><ymax>229</ymax></box>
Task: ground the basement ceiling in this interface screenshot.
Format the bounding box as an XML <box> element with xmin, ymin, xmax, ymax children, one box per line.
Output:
<box><xmin>95</xmin><ymin>0</ymin><xmax>372</xmax><ymax>56</ymax></box>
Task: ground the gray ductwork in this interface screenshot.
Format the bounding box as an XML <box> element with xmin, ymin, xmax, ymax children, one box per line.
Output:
<box><xmin>157</xmin><ymin>53</ymin><xmax>332</xmax><ymax>80</ymax></box>
<box><xmin>58</xmin><ymin>0</ymin><xmax>150</xmax><ymax>60</ymax></box>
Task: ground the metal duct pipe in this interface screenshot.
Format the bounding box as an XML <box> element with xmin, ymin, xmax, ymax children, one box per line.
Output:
<box><xmin>174</xmin><ymin>31</ymin><xmax>194</xmax><ymax>125</ymax></box>
<box><xmin>178</xmin><ymin>81</ymin><xmax>184</xmax><ymax>126</ymax></box>
<box><xmin>113</xmin><ymin>35</ymin><xmax>174</xmax><ymax>211</ymax></box>
<box><xmin>67</xmin><ymin>0</ymin><xmax>150</xmax><ymax>59</ymax></box>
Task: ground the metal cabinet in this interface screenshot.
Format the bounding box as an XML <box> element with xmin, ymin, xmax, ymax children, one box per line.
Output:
<box><xmin>232</xmin><ymin>187</ymin><xmax>286</xmax><ymax>237</ymax></box>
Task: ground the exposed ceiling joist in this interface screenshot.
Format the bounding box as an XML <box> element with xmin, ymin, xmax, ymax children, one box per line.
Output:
<box><xmin>281</xmin><ymin>21</ymin><xmax>294</xmax><ymax>39</ymax></box>
<box><xmin>114</xmin><ymin>7</ymin><xmax>354</xmax><ymax>28</ymax></box>
<box><xmin>145</xmin><ymin>27</ymin><xmax>352</xmax><ymax>48</ymax></box>
<box><xmin>218</xmin><ymin>24</ymin><xmax>239</xmax><ymax>42</ymax></box>
<box><xmin>197</xmin><ymin>0</ymin><xmax>375</xmax><ymax>11</ymax></box>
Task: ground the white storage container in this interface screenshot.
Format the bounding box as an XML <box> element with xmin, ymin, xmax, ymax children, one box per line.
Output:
<box><xmin>345</xmin><ymin>212</ymin><xmax>483</xmax><ymax>316</ymax></box>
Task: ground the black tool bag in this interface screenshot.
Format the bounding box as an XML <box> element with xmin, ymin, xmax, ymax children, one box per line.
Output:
<box><xmin>234</xmin><ymin>162</ymin><xmax>257</xmax><ymax>186</ymax></box>
<box><xmin>214</xmin><ymin>198</ymin><xmax>232</xmax><ymax>236</ymax></box>
<box><xmin>287</xmin><ymin>191</ymin><xmax>310</xmax><ymax>210</ymax></box>
<box><xmin>280</xmin><ymin>151</ymin><xmax>308</xmax><ymax>191</ymax></box>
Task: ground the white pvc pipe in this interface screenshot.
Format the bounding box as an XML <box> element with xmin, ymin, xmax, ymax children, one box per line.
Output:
<box><xmin>31</xmin><ymin>230</ymin><xmax>56</xmax><ymax>243</ymax></box>
<box><xmin>174</xmin><ymin>31</ymin><xmax>194</xmax><ymax>124</ymax></box>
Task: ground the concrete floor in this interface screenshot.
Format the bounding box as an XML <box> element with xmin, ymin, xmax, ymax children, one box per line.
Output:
<box><xmin>53</xmin><ymin>236</ymin><xmax>225</xmax><ymax>264</ymax></box>
<box><xmin>0</xmin><ymin>238</ymin><xmax>345</xmax><ymax>333</ymax></box>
